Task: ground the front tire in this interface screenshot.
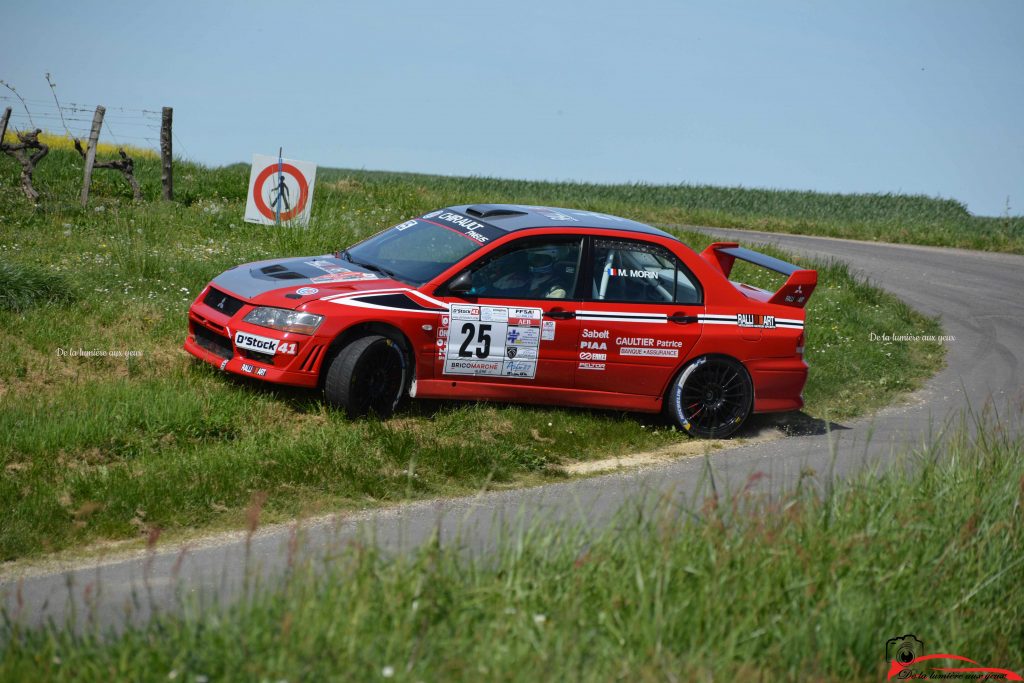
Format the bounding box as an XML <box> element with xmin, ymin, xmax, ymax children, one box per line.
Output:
<box><xmin>665</xmin><ymin>356</ymin><xmax>753</xmax><ymax>438</ymax></box>
<box><xmin>324</xmin><ymin>335</ymin><xmax>408</xmax><ymax>418</ymax></box>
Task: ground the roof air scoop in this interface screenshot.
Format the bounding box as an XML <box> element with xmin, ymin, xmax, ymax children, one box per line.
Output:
<box><xmin>465</xmin><ymin>204</ymin><xmax>529</xmax><ymax>219</ymax></box>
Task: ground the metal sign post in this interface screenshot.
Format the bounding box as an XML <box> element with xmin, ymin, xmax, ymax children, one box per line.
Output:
<box><xmin>275</xmin><ymin>146</ymin><xmax>283</xmax><ymax>226</ymax></box>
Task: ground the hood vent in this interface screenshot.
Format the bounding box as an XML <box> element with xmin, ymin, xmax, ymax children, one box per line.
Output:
<box><xmin>259</xmin><ymin>264</ymin><xmax>308</xmax><ymax>280</ymax></box>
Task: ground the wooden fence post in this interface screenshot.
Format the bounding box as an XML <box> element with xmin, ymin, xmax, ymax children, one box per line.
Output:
<box><xmin>160</xmin><ymin>106</ymin><xmax>173</xmax><ymax>201</ymax></box>
<box><xmin>79</xmin><ymin>105</ymin><xmax>105</xmax><ymax>207</ymax></box>
<box><xmin>0</xmin><ymin>107</ymin><xmax>10</xmax><ymax>147</ymax></box>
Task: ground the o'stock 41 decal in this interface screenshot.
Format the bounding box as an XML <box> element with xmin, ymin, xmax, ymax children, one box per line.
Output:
<box><xmin>439</xmin><ymin>305</ymin><xmax>543</xmax><ymax>379</ymax></box>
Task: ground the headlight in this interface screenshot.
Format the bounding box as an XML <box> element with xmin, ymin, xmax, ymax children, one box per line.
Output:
<box><xmin>242</xmin><ymin>307</ymin><xmax>324</xmax><ymax>335</ymax></box>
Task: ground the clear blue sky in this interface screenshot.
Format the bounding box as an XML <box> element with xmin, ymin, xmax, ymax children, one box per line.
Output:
<box><xmin>3</xmin><ymin>0</ymin><xmax>1022</xmax><ymax>216</ymax></box>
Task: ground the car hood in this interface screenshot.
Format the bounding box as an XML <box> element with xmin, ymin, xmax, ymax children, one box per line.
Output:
<box><xmin>210</xmin><ymin>254</ymin><xmax>395</xmax><ymax>303</ymax></box>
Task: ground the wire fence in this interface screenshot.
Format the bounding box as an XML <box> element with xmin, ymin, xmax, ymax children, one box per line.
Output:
<box><xmin>1</xmin><ymin>94</ymin><xmax>164</xmax><ymax>149</ymax></box>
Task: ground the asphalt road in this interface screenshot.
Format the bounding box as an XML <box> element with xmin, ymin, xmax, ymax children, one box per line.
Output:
<box><xmin>4</xmin><ymin>228</ymin><xmax>1023</xmax><ymax>631</ymax></box>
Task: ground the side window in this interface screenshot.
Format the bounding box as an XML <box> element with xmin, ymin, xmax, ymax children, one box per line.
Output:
<box><xmin>466</xmin><ymin>237</ymin><xmax>583</xmax><ymax>300</ymax></box>
<box><xmin>591</xmin><ymin>239</ymin><xmax>701</xmax><ymax>304</ymax></box>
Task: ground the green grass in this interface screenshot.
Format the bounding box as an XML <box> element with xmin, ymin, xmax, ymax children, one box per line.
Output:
<box><xmin>0</xmin><ymin>147</ymin><xmax>945</xmax><ymax>560</ymax></box>
<box><xmin>3</xmin><ymin>413</ymin><xmax>1021</xmax><ymax>682</ymax></box>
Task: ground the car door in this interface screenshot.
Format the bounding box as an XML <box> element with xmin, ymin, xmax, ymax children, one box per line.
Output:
<box><xmin>436</xmin><ymin>235</ymin><xmax>584</xmax><ymax>389</ymax></box>
<box><xmin>574</xmin><ymin>237</ymin><xmax>705</xmax><ymax>397</ymax></box>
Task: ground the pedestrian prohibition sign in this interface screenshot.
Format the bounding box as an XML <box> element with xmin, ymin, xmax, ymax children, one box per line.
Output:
<box><xmin>244</xmin><ymin>153</ymin><xmax>317</xmax><ymax>225</ymax></box>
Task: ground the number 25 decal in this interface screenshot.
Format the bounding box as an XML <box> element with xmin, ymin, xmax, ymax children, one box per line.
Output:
<box><xmin>458</xmin><ymin>323</ymin><xmax>492</xmax><ymax>359</ymax></box>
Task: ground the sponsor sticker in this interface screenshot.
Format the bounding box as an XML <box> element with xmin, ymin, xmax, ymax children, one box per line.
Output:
<box><xmin>234</xmin><ymin>331</ymin><xmax>280</xmax><ymax>354</ymax></box>
<box><xmin>305</xmin><ymin>259</ymin><xmax>348</xmax><ymax>273</ymax></box>
<box><xmin>607</xmin><ymin>267</ymin><xmax>658</xmax><ymax>279</ymax></box>
<box><xmin>444</xmin><ymin>359</ymin><xmax>503</xmax><ymax>375</ymax></box>
<box><xmin>737</xmin><ymin>313</ymin><xmax>776</xmax><ymax>329</ymax></box>
<box><xmin>451</xmin><ymin>304</ymin><xmax>481</xmax><ymax>320</ymax></box>
<box><xmin>431</xmin><ymin>211</ymin><xmax>500</xmax><ymax>244</ymax></box>
<box><xmin>481</xmin><ymin>306</ymin><xmax>509</xmax><ymax>322</ymax></box>
<box><xmin>510</xmin><ymin>307</ymin><xmax>542</xmax><ymax>324</ymax></box>
<box><xmin>442</xmin><ymin>305</ymin><xmax>542</xmax><ymax>379</ymax></box>
<box><xmin>579</xmin><ymin>351</ymin><xmax>607</xmax><ymax>361</ymax></box>
<box><xmin>620</xmin><ymin>347</ymin><xmax>679</xmax><ymax>358</ymax></box>
<box><xmin>501</xmin><ymin>360</ymin><xmax>536</xmax><ymax>378</ymax></box>
<box><xmin>506</xmin><ymin>326</ymin><xmax>540</xmax><ymax>346</ymax></box>
<box><xmin>393</xmin><ymin>219</ymin><xmax>418</xmax><ymax>231</ymax></box>
<box><xmin>505</xmin><ymin>346</ymin><xmax>538</xmax><ymax>359</ymax></box>
<box><xmin>578</xmin><ymin>362</ymin><xmax>606</xmax><ymax>371</ymax></box>
<box><xmin>311</xmin><ymin>271</ymin><xmax>379</xmax><ymax>283</ymax></box>
<box><xmin>541</xmin><ymin>320</ymin><xmax>556</xmax><ymax>341</ymax></box>
<box><xmin>296</xmin><ymin>287</ymin><xmax>319</xmax><ymax>296</ymax></box>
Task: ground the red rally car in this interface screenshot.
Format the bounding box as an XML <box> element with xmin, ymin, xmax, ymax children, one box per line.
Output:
<box><xmin>185</xmin><ymin>205</ymin><xmax>816</xmax><ymax>438</ymax></box>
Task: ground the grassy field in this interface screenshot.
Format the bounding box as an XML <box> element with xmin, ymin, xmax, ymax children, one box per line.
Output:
<box><xmin>3</xmin><ymin>414</ymin><xmax>1021</xmax><ymax>681</ymax></box>
<box><xmin>320</xmin><ymin>168</ymin><xmax>1024</xmax><ymax>254</ymax></box>
<box><xmin>0</xmin><ymin>146</ymin><xmax>945</xmax><ymax>561</ymax></box>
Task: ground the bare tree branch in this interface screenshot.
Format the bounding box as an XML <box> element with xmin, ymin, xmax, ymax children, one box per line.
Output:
<box><xmin>2</xmin><ymin>127</ymin><xmax>49</xmax><ymax>202</ymax></box>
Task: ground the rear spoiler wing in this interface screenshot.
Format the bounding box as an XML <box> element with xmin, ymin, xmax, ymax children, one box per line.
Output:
<box><xmin>699</xmin><ymin>242</ymin><xmax>817</xmax><ymax>308</ymax></box>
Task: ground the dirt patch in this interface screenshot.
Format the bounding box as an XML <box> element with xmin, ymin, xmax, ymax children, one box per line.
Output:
<box><xmin>559</xmin><ymin>425</ymin><xmax>785</xmax><ymax>475</ymax></box>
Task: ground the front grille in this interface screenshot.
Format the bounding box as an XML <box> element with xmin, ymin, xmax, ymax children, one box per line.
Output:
<box><xmin>193</xmin><ymin>324</ymin><xmax>233</xmax><ymax>360</ymax></box>
<box><xmin>203</xmin><ymin>287</ymin><xmax>246</xmax><ymax>316</ymax></box>
<box><xmin>239</xmin><ymin>348</ymin><xmax>276</xmax><ymax>364</ymax></box>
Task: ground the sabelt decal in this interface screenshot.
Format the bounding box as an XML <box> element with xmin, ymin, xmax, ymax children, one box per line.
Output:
<box><xmin>620</xmin><ymin>347</ymin><xmax>679</xmax><ymax>358</ymax></box>
<box><xmin>235</xmin><ymin>331</ymin><xmax>280</xmax><ymax>354</ymax></box>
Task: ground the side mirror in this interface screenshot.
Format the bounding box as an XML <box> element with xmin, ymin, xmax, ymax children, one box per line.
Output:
<box><xmin>447</xmin><ymin>270</ymin><xmax>473</xmax><ymax>294</ymax></box>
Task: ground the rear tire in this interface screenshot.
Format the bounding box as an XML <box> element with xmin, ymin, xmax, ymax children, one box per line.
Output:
<box><xmin>324</xmin><ymin>335</ymin><xmax>408</xmax><ymax>418</ymax></box>
<box><xmin>665</xmin><ymin>356</ymin><xmax>753</xmax><ymax>438</ymax></box>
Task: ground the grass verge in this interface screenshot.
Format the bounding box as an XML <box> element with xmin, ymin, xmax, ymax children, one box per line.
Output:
<box><xmin>0</xmin><ymin>147</ymin><xmax>944</xmax><ymax>560</ymax></box>
<box><xmin>2</xmin><ymin>413</ymin><xmax>1021</xmax><ymax>681</ymax></box>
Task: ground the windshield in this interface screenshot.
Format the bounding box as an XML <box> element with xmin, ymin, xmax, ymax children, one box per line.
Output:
<box><xmin>344</xmin><ymin>213</ymin><xmax>503</xmax><ymax>285</ymax></box>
